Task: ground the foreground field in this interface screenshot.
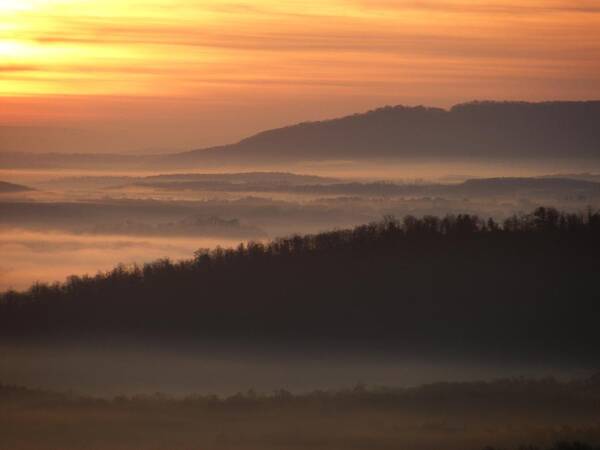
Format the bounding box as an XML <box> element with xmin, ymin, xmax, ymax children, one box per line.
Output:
<box><xmin>2</xmin><ymin>376</ymin><xmax>600</xmax><ymax>450</ymax></box>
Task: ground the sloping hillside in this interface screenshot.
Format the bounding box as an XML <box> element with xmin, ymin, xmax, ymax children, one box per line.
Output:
<box><xmin>171</xmin><ymin>101</ymin><xmax>600</xmax><ymax>163</ymax></box>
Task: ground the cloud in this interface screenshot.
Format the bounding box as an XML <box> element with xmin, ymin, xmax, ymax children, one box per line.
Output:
<box><xmin>354</xmin><ymin>0</ymin><xmax>600</xmax><ymax>15</ymax></box>
<box><xmin>0</xmin><ymin>64</ymin><xmax>40</xmax><ymax>72</ymax></box>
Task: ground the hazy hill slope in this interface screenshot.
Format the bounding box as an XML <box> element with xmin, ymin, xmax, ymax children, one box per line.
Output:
<box><xmin>172</xmin><ymin>101</ymin><xmax>600</xmax><ymax>162</ymax></box>
<box><xmin>1</xmin><ymin>101</ymin><xmax>598</xmax><ymax>169</ymax></box>
<box><xmin>0</xmin><ymin>181</ymin><xmax>33</xmax><ymax>193</ymax></box>
<box><xmin>130</xmin><ymin>176</ymin><xmax>600</xmax><ymax>197</ymax></box>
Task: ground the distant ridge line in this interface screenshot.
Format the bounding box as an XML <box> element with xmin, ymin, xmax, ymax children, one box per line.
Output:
<box><xmin>170</xmin><ymin>100</ymin><xmax>600</xmax><ymax>162</ymax></box>
<box><xmin>1</xmin><ymin>100</ymin><xmax>599</xmax><ymax>169</ymax></box>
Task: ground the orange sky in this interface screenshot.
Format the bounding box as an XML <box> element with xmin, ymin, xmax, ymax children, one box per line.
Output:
<box><xmin>1</xmin><ymin>0</ymin><xmax>600</xmax><ymax>152</ymax></box>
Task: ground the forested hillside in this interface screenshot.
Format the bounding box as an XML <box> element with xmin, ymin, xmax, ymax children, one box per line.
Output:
<box><xmin>2</xmin><ymin>207</ymin><xmax>599</xmax><ymax>361</ymax></box>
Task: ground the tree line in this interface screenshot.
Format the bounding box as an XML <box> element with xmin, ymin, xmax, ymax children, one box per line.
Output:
<box><xmin>2</xmin><ymin>373</ymin><xmax>600</xmax><ymax>411</ymax></box>
<box><xmin>1</xmin><ymin>207</ymin><xmax>599</xmax><ymax>360</ymax></box>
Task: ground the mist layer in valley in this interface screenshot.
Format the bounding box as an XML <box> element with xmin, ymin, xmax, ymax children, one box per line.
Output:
<box><xmin>2</xmin><ymin>167</ymin><xmax>600</xmax><ymax>290</ymax></box>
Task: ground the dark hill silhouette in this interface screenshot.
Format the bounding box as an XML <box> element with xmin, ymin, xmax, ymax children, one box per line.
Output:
<box><xmin>2</xmin><ymin>207</ymin><xmax>599</xmax><ymax>362</ymax></box>
<box><xmin>1</xmin><ymin>101</ymin><xmax>599</xmax><ymax>169</ymax></box>
<box><xmin>170</xmin><ymin>101</ymin><xmax>600</xmax><ymax>163</ymax></box>
<box><xmin>0</xmin><ymin>181</ymin><xmax>33</xmax><ymax>193</ymax></box>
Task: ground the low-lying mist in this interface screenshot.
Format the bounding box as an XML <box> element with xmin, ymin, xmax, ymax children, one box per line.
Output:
<box><xmin>2</xmin><ymin>370</ymin><xmax>599</xmax><ymax>450</ymax></box>
<box><xmin>0</xmin><ymin>229</ymin><xmax>243</xmax><ymax>291</ymax></box>
<box><xmin>0</xmin><ymin>338</ymin><xmax>591</xmax><ymax>397</ymax></box>
<box><xmin>2</xmin><ymin>166</ymin><xmax>600</xmax><ymax>289</ymax></box>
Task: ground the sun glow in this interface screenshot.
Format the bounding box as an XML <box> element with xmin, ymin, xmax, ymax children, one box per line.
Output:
<box><xmin>0</xmin><ymin>0</ymin><xmax>599</xmax><ymax>141</ymax></box>
<box><xmin>0</xmin><ymin>0</ymin><xmax>32</xmax><ymax>11</ymax></box>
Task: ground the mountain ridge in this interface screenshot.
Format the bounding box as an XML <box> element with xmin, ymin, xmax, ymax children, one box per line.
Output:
<box><xmin>165</xmin><ymin>100</ymin><xmax>600</xmax><ymax>163</ymax></box>
<box><xmin>1</xmin><ymin>100</ymin><xmax>599</xmax><ymax>169</ymax></box>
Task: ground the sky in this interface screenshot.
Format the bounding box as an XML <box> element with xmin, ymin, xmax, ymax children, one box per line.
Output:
<box><xmin>1</xmin><ymin>0</ymin><xmax>599</xmax><ymax>153</ymax></box>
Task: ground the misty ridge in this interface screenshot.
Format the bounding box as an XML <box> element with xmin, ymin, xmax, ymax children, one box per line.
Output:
<box><xmin>0</xmin><ymin>180</ymin><xmax>33</xmax><ymax>193</ymax></box>
<box><xmin>6</xmin><ymin>372</ymin><xmax>600</xmax><ymax>412</ymax></box>
<box><xmin>34</xmin><ymin>171</ymin><xmax>338</xmax><ymax>190</ymax></box>
<box><xmin>1</xmin><ymin>101</ymin><xmax>599</xmax><ymax>169</ymax></box>
<box><xmin>27</xmin><ymin>171</ymin><xmax>600</xmax><ymax>199</ymax></box>
<box><xmin>2</xmin><ymin>206</ymin><xmax>599</xmax><ymax>362</ymax></box>
<box><xmin>128</xmin><ymin>176</ymin><xmax>600</xmax><ymax>198</ymax></box>
<box><xmin>5</xmin><ymin>171</ymin><xmax>600</xmax><ymax>293</ymax></box>
<box><xmin>2</xmin><ymin>374</ymin><xmax>600</xmax><ymax>450</ymax></box>
<box><xmin>0</xmin><ymin>200</ymin><xmax>267</xmax><ymax>239</ymax></box>
<box><xmin>178</xmin><ymin>101</ymin><xmax>600</xmax><ymax>163</ymax></box>
<box><xmin>3</xmin><ymin>173</ymin><xmax>600</xmax><ymax>240</ymax></box>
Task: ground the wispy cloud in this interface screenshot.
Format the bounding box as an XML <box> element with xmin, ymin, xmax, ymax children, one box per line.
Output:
<box><xmin>0</xmin><ymin>64</ymin><xmax>40</xmax><ymax>72</ymax></box>
<box><xmin>354</xmin><ymin>0</ymin><xmax>600</xmax><ymax>15</ymax></box>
